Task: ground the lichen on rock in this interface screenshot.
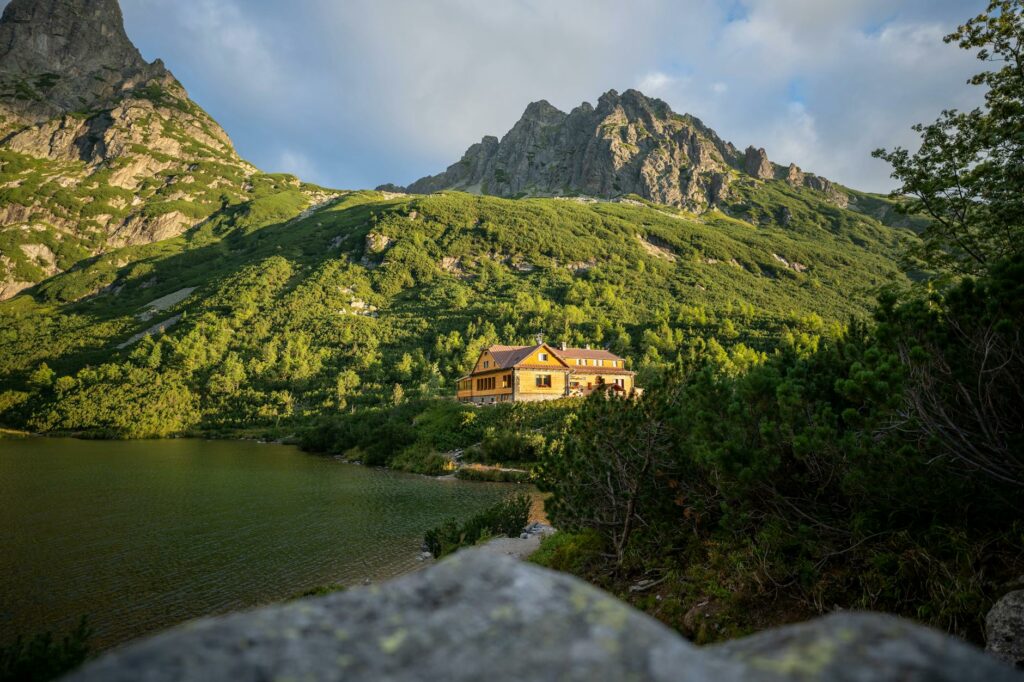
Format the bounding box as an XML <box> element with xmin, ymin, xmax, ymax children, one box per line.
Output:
<box><xmin>64</xmin><ymin>549</ymin><xmax>1022</xmax><ymax>682</ymax></box>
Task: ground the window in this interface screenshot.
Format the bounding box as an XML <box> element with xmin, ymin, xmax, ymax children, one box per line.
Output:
<box><xmin>539</xmin><ymin>353</ymin><xmax>548</xmax><ymax>362</ymax></box>
<box><xmin>483</xmin><ymin>361</ymin><xmax>490</xmax><ymax>368</ymax></box>
<box><xmin>597</xmin><ymin>359</ymin><xmax>604</xmax><ymax>367</ymax></box>
<box><xmin>502</xmin><ymin>374</ymin><xmax>512</xmax><ymax>389</ymax></box>
<box><xmin>615</xmin><ymin>378</ymin><xmax>625</xmax><ymax>387</ymax></box>
<box><xmin>535</xmin><ymin>374</ymin><xmax>552</xmax><ymax>388</ymax></box>
<box><xmin>476</xmin><ymin>376</ymin><xmax>496</xmax><ymax>391</ymax></box>
<box><xmin>575</xmin><ymin>359</ymin><xmax>582</xmax><ymax>366</ymax></box>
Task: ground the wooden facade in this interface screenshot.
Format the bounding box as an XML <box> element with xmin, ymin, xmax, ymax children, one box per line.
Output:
<box><xmin>456</xmin><ymin>343</ymin><xmax>637</xmax><ymax>405</ymax></box>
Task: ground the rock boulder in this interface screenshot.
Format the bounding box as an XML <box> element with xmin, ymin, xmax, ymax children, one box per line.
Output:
<box><xmin>988</xmin><ymin>590</ymin><xmax>1024</xmax><ymax>668</ymax></box>
<box><xmin>64</xmin><ymin>549</ymin><xmax>1022</xmax><ymax>682</ymax></box>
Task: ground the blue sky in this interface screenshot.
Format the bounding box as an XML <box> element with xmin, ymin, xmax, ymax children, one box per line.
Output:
<box><xmin>30</xmin><ymin>1</ymin><xmax>996</xmax><ymax>192</ymax></box>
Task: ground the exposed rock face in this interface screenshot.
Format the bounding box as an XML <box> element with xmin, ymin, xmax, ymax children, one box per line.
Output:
<box><xmin>785</xmin><ymin>163</ymin><xmax>806</xmax><ymax>187</ymax></box>
<box><xmin>0</xmin><ymin>0</ymin><xmax>259</xmax><ymax>300</ymax></box>
<box><xmin>401</xmin><ymin>89</ymin><xmax>741</xmax><ymax>211</ymax></box>
<box><xmin>397</xmin><ymin>89</ymin><xmax>848</xmax><ymax>213</ymax></box>
<box><xmin>803</xmin><ymin>173</ymin><xmax>850</xmax><ymax>208</ymax></box>
<box><xmin>744</xmin><ymin>146</ymin><xmax>773</xmax><ymax>180</ymax></box>
<box><xmin>987</xmin><ymin>590</ymin><xmax>1024</xmax><ymax>668</ymax></box>
<box><xmin>0</xmin><ymin>0</ymin><xmax>169</xmax><ymax>124</ymax></box>
<box><xmin>65</xmin><ymin>550</ymin><xmax>1022</xmax><ymax>682</ymax></box>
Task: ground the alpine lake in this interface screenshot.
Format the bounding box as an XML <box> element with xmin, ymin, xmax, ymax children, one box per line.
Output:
<box><xmin>0</xmin><ymin>437</ymin><xmax>514</xmax><ymax>649</ymax></box>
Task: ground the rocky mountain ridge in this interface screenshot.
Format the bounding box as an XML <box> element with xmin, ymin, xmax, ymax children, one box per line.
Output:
<box><xmin>392</xmin><ymin>89</ymin><xmax>848</xmax><ymax>211</ymax></box>
<box><xmin>0</xmin><ymin>0</ymin><xmax>168</xmax><ymax>127</ymax></box>
<box><xmin>0</xmin><ymin>0</ymin><xmax>311</xmax><ymax>300</ymax></box>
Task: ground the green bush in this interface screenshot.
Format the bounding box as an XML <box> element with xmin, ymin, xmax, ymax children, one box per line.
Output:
<box><xmin>424</xmin><ymin>493</ymin><xmax>532</xmax><ymax>558</ymax></box>
<box><xmin>537</xmin><ymin>257</ymin><xmax>1024</xmax><ymax>643</ymax></box>
<box><xmin>455</xmin><ymin>467</ymin><xmax>532</xmax><ymax>483</ymax></box>
<box><xmin>390</xmin><ymin>444</ymin><xmax>451</xmax><ymax>476</ymax></box>
<box><xmin>479</xmin><ymin>429</ymin><xmax>547</xmax><ymax>464</ymax></box>
<box><xmin>529</xmin><ymin>530</ymin><xmax>603</xmax><ymax>574</ymax></box>
<box><xmin>0</xmin><ymin>617</ymin><xmax>92</xmax><ymax>682</ymax></box>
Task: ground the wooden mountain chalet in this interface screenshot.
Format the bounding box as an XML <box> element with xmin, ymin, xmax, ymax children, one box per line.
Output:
<box><xmin>456</xmin><ymin>342</ymin><xmax>637</xmax><ymax>405</ymax></box>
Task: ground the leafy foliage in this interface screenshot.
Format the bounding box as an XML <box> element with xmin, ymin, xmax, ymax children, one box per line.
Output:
<box><xmin>874</xmin><ymin>1</ymin><xmax>1024</xmax><ymax>274</ymax></box>
<box><xmin>538</xmin><ymin>261</ymin><xmax>1024</xmax><ymax>642</ymax></box>
<box><xmin>423</xmin><ymin>493</ymin><xmax>532</xmax><ymax>558</ymax></box>
<box><xmin>537</xmin><ymin>3</ymin><xmax>1024</xmax><ymax>644</ymax></box>
<box><xmin>0</xmin><ymin>617</ymin><xmax>91</xmax><ymax>682</ymax></box>
<box><xmin>0</xmin><ymin>185</ymin><xmax>913</xmax><ymax>440</ymax></box>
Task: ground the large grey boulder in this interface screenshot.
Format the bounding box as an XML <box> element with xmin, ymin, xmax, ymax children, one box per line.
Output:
<box><xmin>988</xmin><ymin>590</ymin><xmax>1024</xmax><ymax>668</ymax></box>
<box><xmin>65</xmin><ymin>549</ymin><xmax>1022</xmax><ymax>682</ymax></box>
<box><xmin>713</xmin><ymin>611</ymin><xmax>1019</xmax><ymax>681</ymax></box>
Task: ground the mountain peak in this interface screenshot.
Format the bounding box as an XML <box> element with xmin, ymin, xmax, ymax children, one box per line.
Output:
<box><xmin>520</xmin><ymin>99</ymin><xmax>565</xmax><ymax>125</ymax></box>
<box><xmin>398</xmin><ymin>88</ymin><xmax>848</xmax><ymax>211</ymax></box>
<box><xmin>0</xmin><ymin>0</ymin><xmax>255</xmax><ymax>301</ymax></box>
<box><xmin>0</xmin><ymin>0</ymin><xmax>144</xmax><ymax>72</ymax></box>
<box><xmin>0</xmin><ymin>0</ymin><xmax>170</xmax><ymax>122</ymax></box>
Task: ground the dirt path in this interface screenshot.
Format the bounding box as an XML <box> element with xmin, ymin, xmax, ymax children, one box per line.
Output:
<box><xmin>477</xmin><ymin>534</ymin><xmax>543</xmax><ymax>560</ymax></box>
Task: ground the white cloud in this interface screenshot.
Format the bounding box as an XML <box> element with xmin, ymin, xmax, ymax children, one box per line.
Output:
<box><xmin>769</xmin><ymin>102</ymin><xmax>820</xmax><ymax>170</ymax></box>
<box><xmin>638</xmin><ymin>72</ymin><xmax>677</xmax><ymax>95</ymax></box>
<box><xmin>275</xmin><ymin>149</ymin><xmax>320</xmax><ymax>183</ymax></box>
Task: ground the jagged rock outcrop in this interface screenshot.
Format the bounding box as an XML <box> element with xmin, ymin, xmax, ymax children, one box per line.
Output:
<box><xmin>0</xmin><ymin>0</ymin><xmax>264</xmax><ymax>300</ymax></box>
<box><xmin>803</xmin><ymin>173</ymin><xmax>850</xmax><ymax>208</ymax></box>
<box><xmin>785</xmin><ymin>163</ymin><xmax>806</xmax><ymax>187</ymax></box>
<box><xmin>0</xmin><ymin>0</ymin><xmax>169</xmax><ymax>126</ymax></box>
<box><xmin>398</xmin><ymin>89</ymin><xmax>741</xmax><ymax>211</ymax></box>
<box><xmin>744</xmin><ymin>146</ymin><xmax>773</xmax><ymax>180</ymax></box>
<box><xmin>394</xmin><ymin>89</ymin><xmax>849</xmax><ymax>213</ymax></box>
<box><xmin>64</xmin><ymin>550</ymin><xmax>1022</xmax><ymax>682</ymax></box>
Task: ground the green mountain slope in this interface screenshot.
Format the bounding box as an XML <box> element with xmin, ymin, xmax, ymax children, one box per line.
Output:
<box><xmin>0</xmin><ymin>0</ymin><xmax>921</xmax><ymax>439</ymax></box>
<box><xmin>0</xmin><ymin>184</ymin><xmax>915</xmax><ymax>437</ymax></box>
<box><xmin>0</xmin><ymin>0</ymin><xmax>339</xmax><ymax>299</ymax></box>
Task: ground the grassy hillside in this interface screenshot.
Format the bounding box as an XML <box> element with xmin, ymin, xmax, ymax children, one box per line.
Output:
<box><xmin>0</xmin><ymin>183</ymin><xmax>916</xmax><ymax>439</ymax></box>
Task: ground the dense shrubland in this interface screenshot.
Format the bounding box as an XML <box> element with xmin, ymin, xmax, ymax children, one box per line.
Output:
<box><xmin>537</xmin><ymin>259</ymin><xmax>1023</xmax><ymax>643</ymax></box>
<box><xmin>300</xmin><ymin>397</ymin><xmax>574</xmax><ymax>474</ymax></box>
<box><xmin>534</xmin><ymin>2</ymin><xmax>1024</xmax><ymax>646</ymax></box>
<box><xmin>1</xmin><ymin>165</ymin><xmax>912</xmax><ymax>450</ymax></box>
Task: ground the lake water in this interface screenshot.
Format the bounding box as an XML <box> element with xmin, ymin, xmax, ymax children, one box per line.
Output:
<box><xmin>0</xmin><ymin>438</ymin><xmax>511</xmax><ymax>649</ymax></box>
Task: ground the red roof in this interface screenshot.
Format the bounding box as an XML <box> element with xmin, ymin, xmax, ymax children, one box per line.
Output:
<box><xmin>482</xmin><ymin>344</ymin><xmax>628</xmax><ymax>370</ymax></box>
<box><xmin>553</xmin><ymin>347</ymin><xmax>624</xmax><ymax>362</ymax></box>
<box><xmin>486</xmin><ymin>344</ymin><xmax>546</xmax><ymax>369</ymax></box>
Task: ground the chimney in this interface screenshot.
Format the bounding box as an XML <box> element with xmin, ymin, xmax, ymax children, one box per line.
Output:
<box><xmin>535</xmin><ymin>333</ymin><xmax>544</xmax><ymax>346</ymax></box>
<box><xmin>560</xmin><ymin>342</ymin><xmax>567</xmax><ymax>351</ymax></box>
<box><xmin>585</xmin><ymin>344</ymin><xmax>591</xmax><ymax>350</ymax></box>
